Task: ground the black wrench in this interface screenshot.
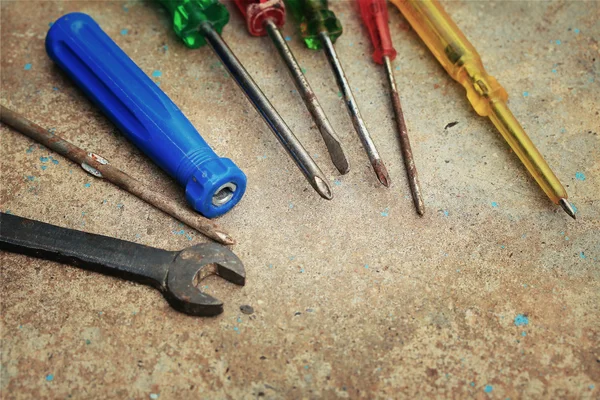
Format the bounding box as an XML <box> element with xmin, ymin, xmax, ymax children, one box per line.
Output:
<box><xmin>0</xmin><ymin>213</ymin><xmax>245</xmax><ymax>316</ymax></box>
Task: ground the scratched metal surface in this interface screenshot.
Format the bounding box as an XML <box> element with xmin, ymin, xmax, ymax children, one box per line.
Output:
<box><xmin>1</xmin><ymin>0</ymin><xmax>598</xmax><ymax>398</ymax></box>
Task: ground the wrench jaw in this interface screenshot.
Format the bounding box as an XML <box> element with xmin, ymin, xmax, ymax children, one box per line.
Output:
<box><xmin>164</xmin><ymin>243</ymin><xmax>246</xmax><ymax>316</ymax></box>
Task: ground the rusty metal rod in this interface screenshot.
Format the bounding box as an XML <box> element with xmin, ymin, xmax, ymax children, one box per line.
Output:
<box><xmin>383</xmin><ymin>56</ymin><xmax>425</xmax><ymax>216</ymax></box>
<box><xmin>0</xmin><ymin>105</ymin><xmax>235</xmax><ymax>245</ymax></box>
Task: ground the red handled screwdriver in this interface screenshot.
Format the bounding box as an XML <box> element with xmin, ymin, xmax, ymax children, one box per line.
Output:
<box><xmin>358</xmin><ymin>0</ymin><xmax>424</xmax><ymax>215</ymax></box>
<box><xmin>233</xmin><ymin>0</ymin><xmax>349</xmax><ymax>174</ymax></box>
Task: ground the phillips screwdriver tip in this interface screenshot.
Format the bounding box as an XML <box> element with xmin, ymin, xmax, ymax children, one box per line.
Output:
<box><xmin>372</xmin><ymin>159</ymin><xmax>391</xmax><ymax>188</ymax></box>
<box><xmin>559</xmin><ymin>198</ymin><xmax>576</xmax><ymax>220</ymax></box>
<box><xmin>314</xmin><ymin>176</ymin><xmax>333</xmax><ymax>200</ymax></box>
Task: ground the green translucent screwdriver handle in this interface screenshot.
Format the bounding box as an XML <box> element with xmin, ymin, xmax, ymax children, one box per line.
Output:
<box><xmin>157</xmin><ymin>0</ymin><xmax>230</xmax><ymax>48</ymax></box>
<box><xmin>284</xmin><ymin>0</ymin><xmax>342</xmax><ymax>50</ymax></box>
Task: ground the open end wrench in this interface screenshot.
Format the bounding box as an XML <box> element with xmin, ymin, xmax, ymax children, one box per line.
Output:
<box><xmin>0</xmin><ymin>213</ymin><xmax>245</xmax><ymax>316</ymax></box>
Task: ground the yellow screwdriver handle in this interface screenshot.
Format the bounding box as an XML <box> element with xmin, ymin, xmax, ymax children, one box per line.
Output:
<box><xmin>391</xmin><ymin>0</ymin><xmax>568</xmax><ymax>205</ymax></box>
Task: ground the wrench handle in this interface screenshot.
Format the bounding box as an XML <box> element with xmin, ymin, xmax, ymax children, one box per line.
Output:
<box><xmin>0</xmin><ymin>213</ymin><xmax>173</xmax><ymax>288</ymax></box>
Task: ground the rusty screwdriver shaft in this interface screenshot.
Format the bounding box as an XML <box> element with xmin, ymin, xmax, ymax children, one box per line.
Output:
<box><xmin>319</xmin><ymin>31</ymin><xmax>391</xmax><ymax>187</ymax></box>
<box><xmin>383</xmin><ymin>56</ymin><xmax>425</xmax><ymax>215</ymax></box>
<box><xmin>264</xmin><ymin>19</ymin><xmax>350</xmax><ymax>175</ymax></box>
<box><xmin>0</xmin><ymin>105</ymin><xmax>235</xmax><ymax>245</ymax></box>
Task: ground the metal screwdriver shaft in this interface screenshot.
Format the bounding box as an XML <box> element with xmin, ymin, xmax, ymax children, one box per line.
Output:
<box><xmin>285</xmin><ymin>0</ymin><xmax>391</xmax><ymax>187</ymax></box>
<box><xmin>158</xmin><ymin>0</ymin><xmax>332</xmax><ymax>200</ymax></box>
<box><xmin>383</xmin><ymin>56</ymin><xmax>424</xmax><ymax>215</ymax></box>
<box><xmin>198</xmin><ymin>21</ymin><xmax>333</xmax><ymax>199</ymax></box>
<box><xmin>319</xmin><ymin>31</ymin><xmax>390</xmax><ymax>187</ymax></box>
<box><xmin>264</xmin><ymin>19</ymin><xmax>349</xmax><ymax>174</ymax></box>
<box><xmin>359</xmin><ymin>0</ymin><xmax>424</xmax><ymax>214</ymax></box>
<box><xmin>232</xmin><ymin>0</ymin><xmax>349</xmax><ymax>174</ymax></box>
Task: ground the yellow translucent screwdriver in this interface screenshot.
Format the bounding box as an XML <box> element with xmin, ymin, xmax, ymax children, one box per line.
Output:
<box><xmin>391</xmin><ymin>0</ymin><xmax>576</xmax><ymax>219</ymax></box>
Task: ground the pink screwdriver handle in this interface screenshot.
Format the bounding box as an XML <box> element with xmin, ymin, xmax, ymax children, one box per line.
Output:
<box><xmin>358</xmin><ymin>0</ymin><xmax>397</xmax><ymax>64</ymax></box>
<box><xmin>234</xmin><ymin>0</ymin><xmax>286</xmax><ymax>36</ymax></box>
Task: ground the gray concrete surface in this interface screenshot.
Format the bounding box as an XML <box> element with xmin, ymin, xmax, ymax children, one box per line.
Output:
<box><xmin>1</xmin><ymin>0</ymin><xmax>598</xmax><ymax>398</ymax></box>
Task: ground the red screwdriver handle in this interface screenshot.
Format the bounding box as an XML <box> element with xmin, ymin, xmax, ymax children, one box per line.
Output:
<box><xmin>234</xmin><ymin>0</ymin><xmax>286</xmax><ymax>36</ymax></box>
<box><xmin>358</xmin><ymin>0</ymin><xmax>397</xmax><ymax>64</ymax></box>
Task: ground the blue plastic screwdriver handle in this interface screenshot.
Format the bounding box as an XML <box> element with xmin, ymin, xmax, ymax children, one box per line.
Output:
<box><xmin>45</xmin><ymin>13</ymin><xmax>246</xmax><ymax>218</ymax></box>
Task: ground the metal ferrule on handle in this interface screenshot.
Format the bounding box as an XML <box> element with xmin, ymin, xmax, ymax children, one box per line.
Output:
<box><xmin>45</xmin><ymin>13</ymin><xmax>246</xmax><ymax>218</ymax></box>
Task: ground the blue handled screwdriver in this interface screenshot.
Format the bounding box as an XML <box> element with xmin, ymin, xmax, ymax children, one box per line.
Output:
<box><xmin>46</xmin><ymin>12</ymin><xmax>246</xmax><ymax>218</ymax></box>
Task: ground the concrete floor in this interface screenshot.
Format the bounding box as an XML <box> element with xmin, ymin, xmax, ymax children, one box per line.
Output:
<box><xmin>1</xmin><ymin>0</ymin><xmax>598</xmax><ymax>398</ymax></box>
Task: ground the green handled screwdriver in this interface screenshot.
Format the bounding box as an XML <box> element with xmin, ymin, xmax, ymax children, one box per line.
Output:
<box><xmin>285</xmin><ymin>0</ymin><xmax>391</xmax><ymax>187</ymax></box>
<box><xmin>157</xmin><ymin>0</ymin><xmax>333</xmax><ymax>200</ymax></box>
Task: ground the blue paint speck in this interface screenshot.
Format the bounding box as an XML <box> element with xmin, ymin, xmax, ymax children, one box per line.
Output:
<box><xmin>152</xmin><ymin>70</ymin><xmax>162</xmax><ymax>77</ymax></box>
<box><xmin>45</xmin><ymin>374</ymin><xmax>54</xmax><ymax>382</ymax></box>
<box><xmin>573</xmin><ymin>28</ymin><xmax>580</xmax><ymax>34</ymax></box>
<box><xmin>395</xmin><ymin>65</ymin><xmax>400</xmax><ymax>71</ymax></box>
<box><xmin>40</xmin><ymin>156</ymin><xmax>49</xmax><ymax>163</ymax></box>
<box><xmin>555</xmin><ymin>39</ymin><xmax>562</xmax><ymax>45</ymax></box>
<box><xmin>289</xmin><ymin>203</ymin><xmax>294</xmax><ymax>209</ymax></box>
<box><xmin>27</xmin><ymin>176</ymin><xmax>35</xmax><ymax>181</ymax></box>
<box><xmin>121</xmin><ymin>29</ymin><xmax>128</xmax><ymax>35</ymax></box>
<box><xmin>333</xmin><ymin>179</ymin><xmax>342</xmax><ymax>186</ymax></box>
<box><xmin>24</xmin><ymin>63</ymin><xmax>32</xmax><ymax>71</ymax></box>
<box><xmin>579</xmin><ymin>251</ymin><xmax>586</xmax><ymax>259</ymax></box>
<box><xmin>491</xmin><ymin>202</ymin><xmax>499</xmax><ymax>208</ymax></box>
<box><xmin>521</xmin><ymin>331</ymin><xmax>527</xmax><ymax>337</ymax></box>
<box><xmin>484</xmin><ymin>385</ymin><xmax>493</xmax><ymax>393</ymax></box>
<box><xmin>552</xmin><ymin>68</ymin><xmax>557</xmax><ymax>73</ymax></box>
<box><xmin>523</xmin><ymin>91</ymin><xmax>529</xmax><ymax>97</ymax></box>
<box><xmin>285</xmin><ymin>36</ymin><xmax>292</xmax><ymax>41</ymax></box>
<box><xmin>150</xmin><ymin>394</ymin><xmax>159</xmax><ymax>400</ymax></box>
<box><xmin>381</xmin><ymin>207</ymin><xmax>389</xmax><ymax>217</ymax></box>
<box><xmin>41</xmin><ymin>165</ymin><xmax>48</xmax><ymax>171</ymax></box>
<box><xmin>304</xmin><ymin>365</ymin><xmax>309</xmax><ymax>369</ymax></box>
<box><xmin>590</xmin><ymin>384</ymin><xmax>595</xmax><ymax>390</ymax></box>
<box><xmin>470</xmin><ymin>382</ymin><xmax>475</xmax><ymax>387</ymax></box>
<box><xmin>233</xmin><ymin>326</ymin><xmax>239</xmax><ymax>332</ymax></box>
<box><xmin>123</xmin><ymin>5</ymin><xmax>129</xmax><ymax>12</ymax></box>
<box><xmin>26</xmin><ymin>145</ymin><xmax>35</xmax><ymax>154</ymax></box>
<box><xmin>575</xmin><ymin>172</ymin><xmax>586</xmax><ymax>181</ymax></box>
<box><xmin>514</xmin><ymin>314</ymin><xmax>529</xmax><ymax>326</ymax></box>
<box><xmin>117</xmin><ymin>203</ymin><xmax>124</xmax><ymax>209</ymax></box>
<box><xmin>84</xmin><ymin>183</ymin><xmax>91</xmax><ymax>188</ymax></box>
<box><xmin>51</xmin><ymin>158</ymin><xmax>59</xmax><ymax>165</ymax></box>
<box><xmin>364</xmin><ymin>264</ymin><xmax>369</xmax><ymax>269</ymax></box>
